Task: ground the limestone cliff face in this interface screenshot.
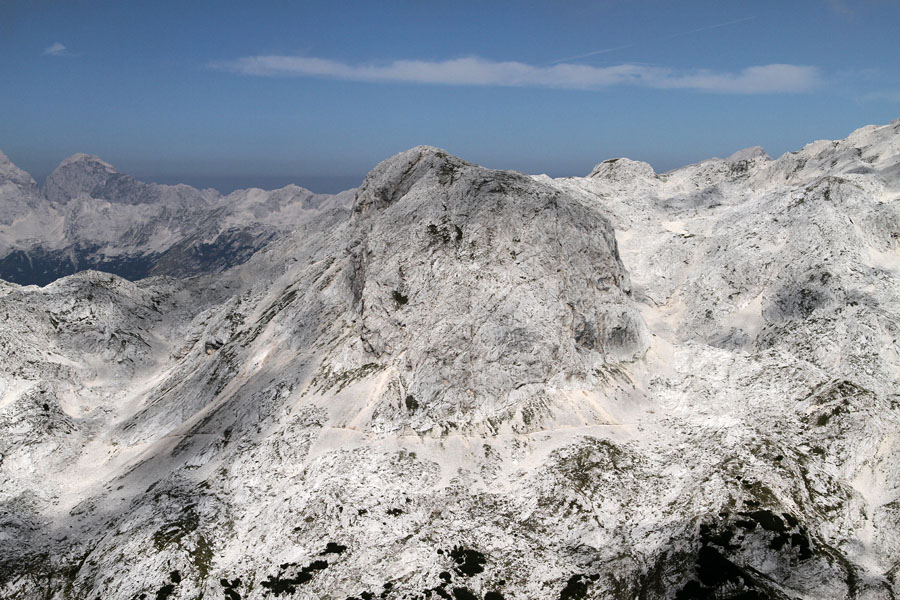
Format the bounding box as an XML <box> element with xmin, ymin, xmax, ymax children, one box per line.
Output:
<box><xmin>333</xmin><ymin>146</ymin><xmax>649</xmax><ymax>431</ymax></box>
<box><xmin>1</xmin><ymin>121</ymin><xmax>899</xmax><ymax>600</ymax></box>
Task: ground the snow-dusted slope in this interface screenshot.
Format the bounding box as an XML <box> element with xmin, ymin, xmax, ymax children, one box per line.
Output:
<box><xmin>0</xmin><ymin>153</ymin><xmax>355</xmax><ymax>285</ymax></box>
<box><xmin>1</xmin><ymin>120</ymin><xmax>899</xmax><ymax>600</ymax></box>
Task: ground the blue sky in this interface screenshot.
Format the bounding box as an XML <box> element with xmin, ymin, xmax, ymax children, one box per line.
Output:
<box><xmin>1</xmin><ymin>0</ymin><xmax>899</xmax><ymax>193</ymax></box>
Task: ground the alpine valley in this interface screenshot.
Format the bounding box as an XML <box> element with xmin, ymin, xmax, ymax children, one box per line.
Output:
<box><xmin>1</xmin><ymin>119</ymin><xmax>899</xmax><ymax>599</ymax></box>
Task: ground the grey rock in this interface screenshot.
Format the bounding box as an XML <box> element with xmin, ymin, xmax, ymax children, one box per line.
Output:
<box><xmin>0</xmin><ymin>121</ymin><xmax>899</xmax><ymax>599</ymax></box>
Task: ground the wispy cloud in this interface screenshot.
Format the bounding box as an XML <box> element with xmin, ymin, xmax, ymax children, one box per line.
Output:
<box><xmin>661</xmin><ymin>16</ymin><xmax>757</xmax><ymax>41</ymax></box>
<box><xmin>211</xmin><ymin>55</ymin><xmax>821</xmax><ymax>94</ymax></box>
<box><xmin>549</xmin><ymin>16</ymin><xmax>757</xmax><ymax>65</ymax></box>
<box><xmin>549</xmin><ymin>45</ymin><xmax>635</xmax><ymax>65</ymax></box>
<box><xmin>42</xmin><ymin>42</ymin><xmax>68</xmax><ymax>56</ymax></box>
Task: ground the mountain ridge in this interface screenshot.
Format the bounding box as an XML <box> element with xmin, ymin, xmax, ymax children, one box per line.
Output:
<box><xmin>0</xmin><ymin>151</ymin><xmax>356</xmax><ymax>285</ymax></box>
<box><xmin>0</xmin><ymin>119</ymin><xmax>899</xmax><ymax>599</ymax></box>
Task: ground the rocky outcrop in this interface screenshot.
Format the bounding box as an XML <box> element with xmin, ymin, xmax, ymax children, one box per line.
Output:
<box><xmin>588</xmin><ymin>157</ymin><xmax>657</xmax><ymax>182</ymax></box>
<box><xmin>333</xmin><ymin>146</ymin><xmax>649</xmax><ymax>430</ymax></box>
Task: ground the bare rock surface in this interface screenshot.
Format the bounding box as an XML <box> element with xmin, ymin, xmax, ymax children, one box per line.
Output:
<box><xmin>1</xmin><ymin>120</ymin><xmax>899</xmax><ymax>599</ymax></box>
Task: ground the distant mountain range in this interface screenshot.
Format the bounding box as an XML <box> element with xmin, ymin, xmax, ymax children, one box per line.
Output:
<box><xmin>0</xmin><ymin>151</ymin><xmax>354</xmax><ymax>285</ymax></box>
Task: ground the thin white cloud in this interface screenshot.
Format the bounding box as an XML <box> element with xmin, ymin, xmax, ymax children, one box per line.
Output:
<box><xmin>42</xmin><ymin>42</ymin><xmax>67</xmax><ymax>56</ymax></box>
<box><xmin>211</xmin><ymin>55</ymin><xmax>821</xmax><ymax>94</ymax></box>
<box><xmin>549</xmin><ymin>45</ymin><xmax>635</xmax><ymax>65</ymax></box>
<box><xmin>661</xmin><ymin>16</ymin><xmax>757</xmax><ymax>41</ymax></box>
<box><xmin>548</xmin><ymin>16</ymin><xmax>756</xmax><ymax>65</ymax></box>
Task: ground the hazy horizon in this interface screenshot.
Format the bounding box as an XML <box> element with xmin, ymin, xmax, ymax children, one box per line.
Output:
<box><xmin>2</xmin><ymin>0</ymin><xmax>899</xmax><ymax>189</ymax></box>
<box><xmin>12</xmin><ymin>140</ymin><xmax>806</xmax><ymax>196</ymax></box>
<box><xmin>23</xmin><ymin>169</ymin><xmax>366</xmax><ymax>196</ymax></box>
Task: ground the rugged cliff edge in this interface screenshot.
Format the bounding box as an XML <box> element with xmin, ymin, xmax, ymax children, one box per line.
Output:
<box><xmin>1</xmin><ymin>121</ymin><xmax>899</xmax><ymax>599</ymax></box>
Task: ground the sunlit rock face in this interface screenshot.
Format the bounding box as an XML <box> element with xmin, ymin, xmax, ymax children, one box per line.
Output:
<box><xmin>1</xmin><ymin>120</ymin><xmax>899</xmax><ymax>599</ymax></box>
<box><xmin>337</xmin><ymin>145</ymin><xmax>649</xmax><ymax>431</ymax></box>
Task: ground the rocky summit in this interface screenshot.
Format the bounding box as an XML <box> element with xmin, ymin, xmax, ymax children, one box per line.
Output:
<box><xmin>1</xmin><ymin>120</ymin><xmax>900</xmax><ymax>600</ymax></box>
